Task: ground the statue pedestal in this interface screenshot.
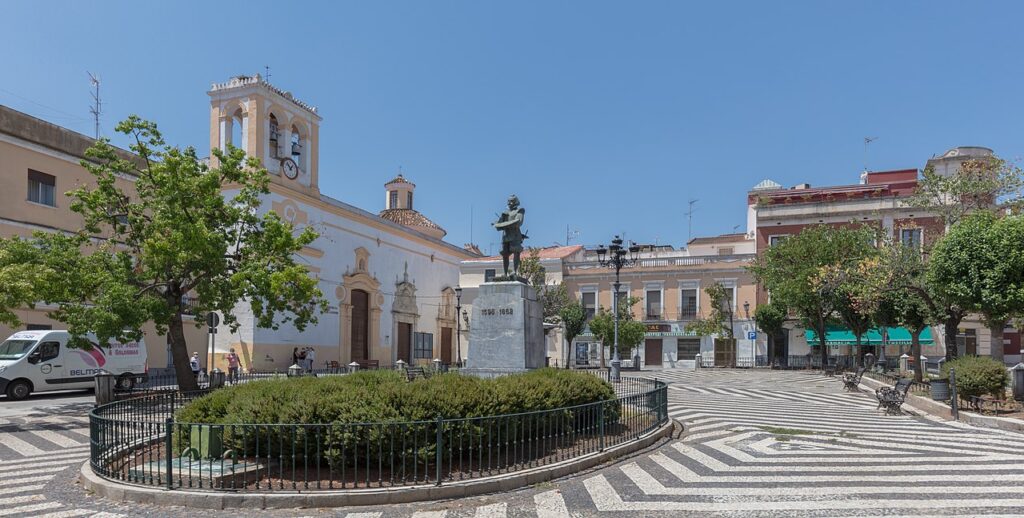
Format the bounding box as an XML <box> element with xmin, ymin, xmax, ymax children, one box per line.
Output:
<box><xmin>467</xmin><ymin>281</ymin><xmax>545</xmax><ymax>370</ymax></box>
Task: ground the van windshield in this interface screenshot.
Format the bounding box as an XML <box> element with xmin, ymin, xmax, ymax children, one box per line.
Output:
<box><xmin>0</xmin><ymin>339</ymin><xmax>38</xmax><ymax>360</ymax></box>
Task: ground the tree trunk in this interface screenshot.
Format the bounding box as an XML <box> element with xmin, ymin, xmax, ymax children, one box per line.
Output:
<box><xmin>944</xmin><ymin>312</ymin><xmax>961</xmax><ymax>362</ymax></box>
<box><xmin>168</xmin><ymin>306</ymin><xmax>200</xmax><ymax>392</ymax></box>
<box><xmin>989</xmin><ymin>319</ymin><xmax>1006</xmax><ymax>363</ymax></box>
<box><xmin>767</xmin><ymin>334</ymin><xmax>775</xmax><ymax>368</ymax></box>
<box><xmin>911</xmin><ymin>329</ymin><xmax>923</xmax><ymax>383</ymax></box>
<box><xmin>817</xmin><ymin>322</ymin><xmax>828</xmax><ymax>368</ymax></box>
<box><xmin>855</xmin><ymin>334</ymin><xmax>863</xmax><ymax>367</ymax></box>
<box><xmin>599</xmin><ymin>341</ymin><xmax>605</xmax><ymax>369</ymax></box>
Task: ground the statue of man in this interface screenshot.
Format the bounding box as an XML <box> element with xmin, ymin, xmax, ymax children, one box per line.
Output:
<box><xmin>492</xmin><ymin>194</ymin><xmax>526</xmax><ymax>278</ymax></box>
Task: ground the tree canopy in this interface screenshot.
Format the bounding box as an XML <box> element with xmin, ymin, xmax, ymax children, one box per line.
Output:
<box><xmin>907</xmin><ymin>156</ymin><xmax>1023</xmax><ymax>227</ymax></box>
<box><xmin>519</xmin><ymin>248</ymin><xmax>570</xmax><ymax>324</ymax></box>
<box><xmin>588</xmin><ymin>296</ymin><xmax>646</xmax><ymax>360</ymax></box>
<box><xmin>0</xmin><ymin>116</ymin><xmax>327</xmax><ymax>390</ymax></box>
<box><xmin>685</xmin><ymin>282</ymin><xmax>736</xmax><ymax>339</ymax></box>
<box><xmin>748</xmin><ymin>224</ymin><xmax>878</xmax><ymax>365</ymax></box>
<box><xmin>559</xmin><ymin>300</ymin><xmax>586</xmax><ymax>368</ymax></box>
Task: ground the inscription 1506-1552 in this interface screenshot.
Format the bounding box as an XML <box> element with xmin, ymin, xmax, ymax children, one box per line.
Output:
<box><xmin>481</xmin><ymin>308</ymin><xmax>513</xmax><ymax>316</ymax></box>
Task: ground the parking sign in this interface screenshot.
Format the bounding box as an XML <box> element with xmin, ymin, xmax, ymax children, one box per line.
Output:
<box><xmin>747</xmin><ymin>331</ymin><xmax>757</xmax><ymax>340</ymax></box>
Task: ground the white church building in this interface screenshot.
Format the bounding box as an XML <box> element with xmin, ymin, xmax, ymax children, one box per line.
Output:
<box><xmin>208</xmin><ymin>75</ymin><xmax>476</xmax><ymax>371</ymax></box>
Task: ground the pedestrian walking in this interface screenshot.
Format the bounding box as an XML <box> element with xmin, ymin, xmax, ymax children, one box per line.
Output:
<box><xmin>189</xmin><ymin>352</ymin><xmax>201</xmax><ymax>381</ymax></box>
<box><xmin>225</xmin><ymin>348</ymin><xmax>240</xmax><ymax>384</ymax></box>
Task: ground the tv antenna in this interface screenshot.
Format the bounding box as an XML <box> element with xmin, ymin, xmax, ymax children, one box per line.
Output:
<box><xmin>87</xmin><ymin>72</ymin><xmax>101</xmax><ymax>139</ymax></box>
<box><xmin>685</xmin><ymin>199</ymin><xmax>698</xmax><ymax>243</ymax></box>
<box><xmin>864</xmin><ymin>136</ymin><xmax>878</xmax><ymax>172</ymax></box>
<box><xmin>565</xmin><ymin>225</ymin><xmax>580</xmax><ymax>246</ymax></box>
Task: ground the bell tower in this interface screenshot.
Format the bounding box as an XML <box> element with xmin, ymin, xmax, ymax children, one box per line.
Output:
<box><xmin>208</xmin><ymin>75</ymin><xmax>322</xmax><ymax>196</ymax></box>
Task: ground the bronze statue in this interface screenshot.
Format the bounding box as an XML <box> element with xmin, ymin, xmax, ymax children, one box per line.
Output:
<box><xmin>492</xmin><ymin>194</ymin><xmax>527</xmax><ymax>278</ymax></box>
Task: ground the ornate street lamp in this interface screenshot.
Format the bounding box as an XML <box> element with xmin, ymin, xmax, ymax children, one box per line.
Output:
<box><xmin>596</xmin><ymin>235</ymin><xmax>640</xmax><ymax>381</ymax></box>
<box><xmin>455</xmin><ymin>285</ymin><xmax>463</xmax><ymax>367</ymax></box>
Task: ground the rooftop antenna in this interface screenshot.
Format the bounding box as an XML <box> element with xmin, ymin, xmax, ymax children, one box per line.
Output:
<box><xmin>87</xmin><ymin>72</ymin><xmax>101</xmax><ymax>139</ymax></box>
<box><xmin>470</xmin><ymin>204</ymin><xmax>474</xmax><ymax>247</ymax></box>
<box><xmin>264</xmin><ymin>65</ymin><xmax>272</xmax><ymax>82</ymax></box>
<box><xmin>565</xmin><ymin>225</ymin><xmax>580</xmax><ymax>246</ymax></box>
<box><xmin>864</xmin><ymin>136</ymin><xmax>878</xmax><ymax>172</ymax></box>
<box><xmin>685</xmin><ymin>199</ymin><xmax>698</xmax><ymax>243</ymax></box>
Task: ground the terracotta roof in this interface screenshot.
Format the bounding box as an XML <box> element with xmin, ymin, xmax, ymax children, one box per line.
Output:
<box><xmin>687</xmin><ymin>233</ymin><xmax>748</xmax><ymax>246</ymax></box>
<box><xmin>378</xmin><ymin>208</ymin><xmax>443</xmax><ymax>232</ymax></box>
<box><xmin>465</xmin><ymin>245</ymin><xmax>584</xmax><ymax>263</ymax></box>
<box><xmin>385</xmin><ymin>174</ymin><xmax>415</xmax><ymax>187</ymax></box>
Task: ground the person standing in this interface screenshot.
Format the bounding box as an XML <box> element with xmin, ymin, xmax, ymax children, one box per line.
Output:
<box><xmin>306</xmin><ymin>347</ymin><xmax>316</xmax><ymax>373</ymax></box>
<box><xmin>189</xmin><ymin>352</ymin><xmax>201</xmax><ymax>381</ymax></box>
<box><xmin>225</xmin><ymin>348</ymin><xmax>240</xmax><ymax>384</ymax></box>
<box><xmin>292</xmin><ymin>347</ymin><xmax>300</xmax><ymax>367</ymax></box>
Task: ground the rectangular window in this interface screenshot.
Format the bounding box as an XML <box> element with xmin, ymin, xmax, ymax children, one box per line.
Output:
<box><xmin>28</xmin><ymin>170</ymin><xmax>56</xmax><ymax>207</ymax></box>
<box><xmin>389</xmin><ymin>190</ymin><xmax>398</xmax><ymax>209</ymax></box>
<box><xmin>900</xmin><ymin>228</ymin><xmax>922</xmax><ymax>250</ymax></box>
<box><xmin>677</xmin><ymin>338</ymin><xmax>701</xmax><ymax>360</ymax></box>
<box><xmin>407</xmin><ymin>192</ymin><xmax>413</xmax><ymax>210</ymax></box>
<box><xmin>484</xmin><ymin>269</ymin><xmax>496</xmax><ymax>282</ymax></box>
<box><xmin>718</xmin><ymin>247</ymin><xmax>734</xmax><ymax>256</ymax></box>
<box><xmin>413</xmin><ymin>332</ymin><xmax>434</xmax><ymax>359</ymax></box>
<box><xmin>769</xmin><ymin>235</ymin><xmax>789</xmax><ymax>247</ymax></box>
<box><xmin>645</xmin><ymin>289</ymin><xmax>661</xmax><ymax>319</ymax></box>
<box><xmin>26</xmin><ymin>324</ymin><xmax>51</xmax><ymax>331</ymax></box>
<box><xmin>581</xmin><ymin>291</ymin><xmax>596</xmax><ymax>320</ymax></box>
<box><xmin>680</xmin><ymin>288</ymin><xmax>698</xmax><ymax>319</ymax></box>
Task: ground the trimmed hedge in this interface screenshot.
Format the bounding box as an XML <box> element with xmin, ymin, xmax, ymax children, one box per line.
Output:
<box><xmin>940</xmin><ymin>356</ymin><xmax>1009</xmax><ymax>400</ymax></box>
<box><xmin>175</xmin><ymin>368</ymin><xmax>619</xmax><ymax>467</ymax></box>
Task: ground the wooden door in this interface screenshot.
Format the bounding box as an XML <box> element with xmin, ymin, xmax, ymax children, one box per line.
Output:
<box><xmin>440</xmin><ymin>327</ymin><xmax>453</xmax><ymax>364</ymax></box>
<box><xmin>397</xmin><ymin>322</ymin><xmax>412</xmax><ymax>363</ymax></box>
<box><xmin>645</xmin><ymin>339</ymin><xmax>662</xmax><ymax>366</ymax></box>
<box><xmin>351</xmin><ymin>290</ymin><xmax>369</xmax><ymax>362</ymax></box>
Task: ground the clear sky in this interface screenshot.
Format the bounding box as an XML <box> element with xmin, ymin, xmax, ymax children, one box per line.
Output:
<box><xmin>4</xmin><ymin>1</ymin><xmax>1022</xmax><ymax>254</ymax></box>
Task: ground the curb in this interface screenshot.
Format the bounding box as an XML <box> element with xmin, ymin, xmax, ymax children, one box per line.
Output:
<box><xmin>79</xmin><ymin>418</ymin><xmax>677</xmax><ymax>509</ymax></box>
<box><xmin>858</xmin><ymin>376</ymin><xmax>1024</xmax><ymax>434</ymax></box>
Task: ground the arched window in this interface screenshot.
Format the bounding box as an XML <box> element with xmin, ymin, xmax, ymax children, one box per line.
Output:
<box><xmin>290</xmin><ymin>125</ymin><xmax>303</xmax><ymax>162</ymax></box>
<box><xmin>230</xmin><ymin>107</ymin><xmax>245</xmax><ymax>151</ymax></box>
<box><xmin>268</xmin><ymin>114</ymin><xmax>280</xmax><ymax>158</ymax></box>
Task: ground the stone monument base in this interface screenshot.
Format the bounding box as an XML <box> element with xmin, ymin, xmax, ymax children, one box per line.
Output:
<box><xmin>467</xmin><ymin>281</ymin><xmax>545</xmax><ymax>370</ymax></box>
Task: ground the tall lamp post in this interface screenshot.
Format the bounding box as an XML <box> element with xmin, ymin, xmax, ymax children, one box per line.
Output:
<box><xmin>596</xmin><ymin>236</ymin><xmax>640</xmax><ymax>382</ymax></box>
<box><xmin>455</xmin><ymin>285</ymin><xmax>463</xmax><ymax>367</ymax></box>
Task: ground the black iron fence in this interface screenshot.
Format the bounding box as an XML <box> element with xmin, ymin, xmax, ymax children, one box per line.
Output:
<box><xmin>90</xmin><ymin>376</ymin><xmax>667</xmax><ymax>492</ymax></box>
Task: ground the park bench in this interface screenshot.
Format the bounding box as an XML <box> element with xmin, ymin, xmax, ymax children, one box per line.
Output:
<box><xmin>876</xmin><ymin>378</ymin><xmax>912</xmax><ymax>415</ymax></box>
<box><xmin>824</xmin><ymin>362</ymin><xmax>839</xmax><ymax>377</ymax></box>
<box><xmin>841</xmin><ymin>367</ymin><xmax>865</xmax><ymax>391</ymax></box>
<box><xmin>406</xmin><ymin>366</ymin><xmax>431</xmax><ymax>381</ymax></box>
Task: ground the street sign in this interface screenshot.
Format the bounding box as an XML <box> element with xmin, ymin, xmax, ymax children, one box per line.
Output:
<box><xmin>747</xmin><ymin>331</ymin><xmax>757</xmax><ymax>340</ymax></box>
<box><xmin>207</xmin><ymin>312</ymin><xmax>220</xmax><ymax>330</ymax></box>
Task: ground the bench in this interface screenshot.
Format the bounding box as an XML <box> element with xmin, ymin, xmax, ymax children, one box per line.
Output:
<box><xmin>876</xmin><ymin>378</ymin><xmax>912</xmax><ymax>415</ymax></box>
<box><xmin>406</xmin><ymin>366</ymin><xmax>431</xmax><ymax>381</ymax></box>
<box><xmin>824</xmin><ymin>362</ymin><xmax>839</xmax><ymax>377</ymax></box>
<box><xmin>841</xmin><ymin>367</ymin><xmax>865</xmax><ymax>391</ymax></box>
<box><xmin>356</xmin><ymin>359</ymin><xmax>380</xmax><ymax>370</ymax></box>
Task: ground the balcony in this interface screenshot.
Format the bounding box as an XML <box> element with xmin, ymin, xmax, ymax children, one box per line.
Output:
<box><xmin>645</xmin><ymin>309</ymin><xmax>663</xmax><ymax>321</ymax></box>
<box><xmin>181</xmin><ymin>296</ymin><xmax>201</xmax><ymax>315</ymax></box>
<box><xmin>678</xmin><ymin>307</ymin><xmax>697</xmax><ymax>320</ymax></box>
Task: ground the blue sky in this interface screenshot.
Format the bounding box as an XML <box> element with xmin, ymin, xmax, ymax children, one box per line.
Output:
<box><xmin>4</xmin><ymin>1</ymin><xmax>1022</xmax><ymax>254</ymax></box>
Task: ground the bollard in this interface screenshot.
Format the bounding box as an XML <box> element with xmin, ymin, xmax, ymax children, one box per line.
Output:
<box><xmin>433</xmin><ymin>358</ymin><xmax>442</xmax><ymax>372</ymax></box>
<box><xmin>94</xmin><ymin>370</ymin><xmax>114</xmax><ymax>406</ymax></box>
<box><xmin>348</xmin><ymin>361</ymin><xmax>360</xmax><ymax>374</ymax></box>
<box><xmin>287</xmin><ymin>363</ymin><xmax>303</xmax><ymax>377</ymax></box>
<box><xmin>899</xmin><ymin>354</ymin><xmax>909</xmax><ymax>374</ymax></box>
<box><xmin>694</xmin><ymin>353</ymin><xmax>701</xmax><ymax>370</ymax></box>
<box><xmin>395</xmin><ymin>359</ymin><xmax>407</xmax><ymax>372</ymax></box>
<box><xmin>864</xmin><ymin>352</ymin><xmax>875</xmax><ymax>369</ymax></box>
<box><xmin>210</xmin><ymin>368</ymin><xmax>225</xmax><ymax>389</ymax></box>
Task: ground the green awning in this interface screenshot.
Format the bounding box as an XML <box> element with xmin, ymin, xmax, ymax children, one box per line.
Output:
<box><xmin>805</xmin><ymin>326</ymin><xmax>933</xmax><ymax>346</ymax></box>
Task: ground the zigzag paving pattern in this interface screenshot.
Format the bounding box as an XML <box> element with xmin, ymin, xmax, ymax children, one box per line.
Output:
<box><xmin>3</xmin><ymin>370</ymin><xmax>1023</xmax><ymax>517</ymax></box>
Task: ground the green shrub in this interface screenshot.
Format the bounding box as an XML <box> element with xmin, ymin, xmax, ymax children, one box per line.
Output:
<box><xmin>940</xmin><ymin>356</ymin><xmax>1009</xmax><ymax>400</ymax></box>
<box><xmin>174</xmin><ymin>368</ymin><xmax>618</xmax><ymax>467</ymax></box>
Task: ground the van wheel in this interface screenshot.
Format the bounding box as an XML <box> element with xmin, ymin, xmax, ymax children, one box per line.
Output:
<box><xmin>116</xmin><ymin>374</ymin><xmax>135</xmax><ymax>390</ymax></box>
<box><xmin>5</xmin><ymin>380</ymin><xmax>31</xmax><ymax>400</ymax></box>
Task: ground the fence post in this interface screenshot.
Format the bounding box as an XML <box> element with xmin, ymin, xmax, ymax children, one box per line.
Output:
<box><xmin>598</xmin><ymin>403</ymin><xmax>605</xmax><ymax>451</ymax></box>
<box><xmin>435</xmin><ymin>415</ymin><xmax>443</xmax><ymax>486</ymax></box>
<box><xmin>949</xmin><ymin>368</ymin><xmax>959</xmax><ymax>421</ymax></box>
<box><xmin>165</xmin><ymin>417</ymin><xmax>174</xmax><ymax>490</ymax></box>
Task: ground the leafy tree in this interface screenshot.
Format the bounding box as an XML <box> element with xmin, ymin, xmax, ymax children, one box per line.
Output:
<box><xmin>816</xmin><ymin>261</ymin><xmax>878</xmax><ymax>363</ymax></box>
<box><xmin>748</xmin><ymin>224</ymin><xmax>877</xmax><ymax>367</ymax></box>
<box><xmin>0</xmin><ymin>117</ymin><xmax>327</xmax><ymax>391</ymax></box>
<box><xmin>753</xmin><ymin>300</ymin><xmax>787</xmax><ymax>366</ymax></box>
<box><xmin>589</xmin><ymin>296</ymin><xmax>646</xmax><ymax>364</ymax></box>
<box><xmin>929</xmin><ymin>212</ymin><xmax>1024</xmax><ymax>362</ymax></box>
<box><xmin>685</xmin><ymin>282</ymin><xmax>736</xmax><ymax>340</ymax></box>
<box><xmin>559</xmin><ymin>300</ymin><xmax>586</xmax><ymax>369</ymax></box>
<box><xmin>519</xmin><ymin>248</ymin><xmax>570</xmax><ymax>323</ymax></box>
<box><xmin>907</xmin><ymin>156</ymin><xmax>1024</xmax><ymax>228</ymax></box>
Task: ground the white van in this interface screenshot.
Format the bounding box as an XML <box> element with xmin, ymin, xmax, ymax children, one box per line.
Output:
<box><xmin>0</xmin><ymin>330</ymin><xmax>147</xmax><ymax>400</ymax></box>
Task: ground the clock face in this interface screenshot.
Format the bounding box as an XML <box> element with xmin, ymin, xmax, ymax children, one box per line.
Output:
<box><xmin>281</xmin><ymin>158</ymin><xmax>299</xmax><ymax>179</ymax></box>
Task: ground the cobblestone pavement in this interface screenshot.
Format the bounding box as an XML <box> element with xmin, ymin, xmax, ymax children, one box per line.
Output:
<box><xmin>3</xmin><ymin>371</ymin><xmax>1024</xmax><ymax>517</ymax></box>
